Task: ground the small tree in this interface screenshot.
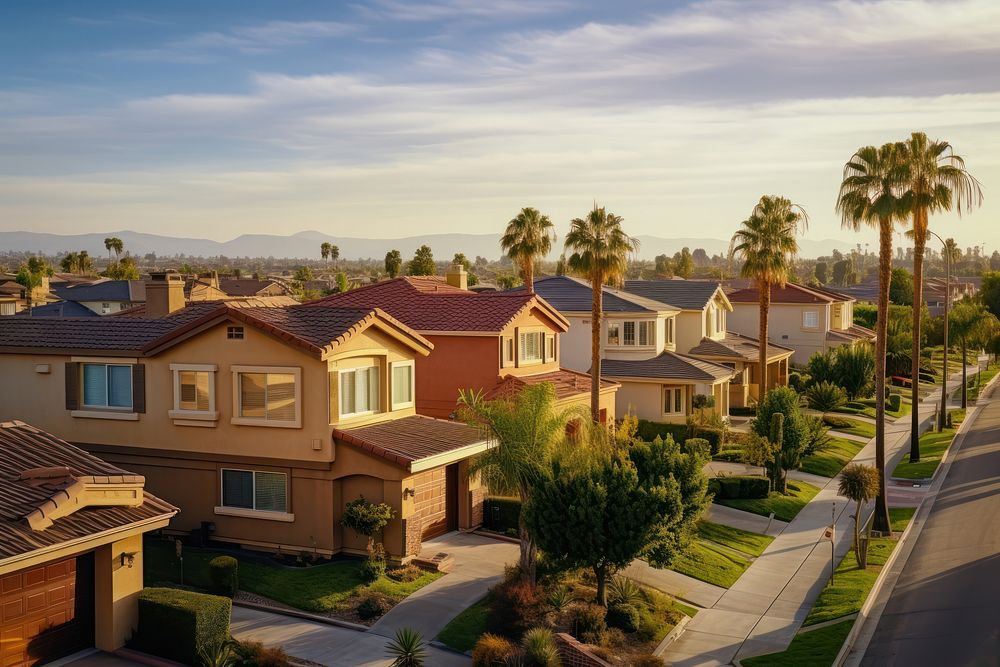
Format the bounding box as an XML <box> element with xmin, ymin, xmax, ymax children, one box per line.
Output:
<box><xmin>833</xmin><ymin>344</ymin><xmax>876</xmax><ymax>400</ymax></box>
<box><xmin>407</xmin><ymin>245</ymin><xmax>436</xmax><ymax>276</ymax></box>
<box><xmin>335</xmin><ymin>272</ymin><xmax>350</xmax><ymax>293</ymax></box>
<box><xmin>341</xmin><ymin>496</ymin><xmax>394</xmax><ymax>548</ymax></box>
<box><xmin>740</xmin><ymin>432</ymin><xmax>780</xmax><ymax>492</ymax></box>
<box><xmin>385</xmin><ymin>249</ymin><xmax>403</xmax><ymax>278</ymax></box>
<box><xmin>752</xmin><ymin>387</ymin><xmax>807</xmax><ymax>493</ymax></box>
<box><xmin>838</xmin><ymin>464</ymin><xmax>881</xmax><ymax>567</ymax></box>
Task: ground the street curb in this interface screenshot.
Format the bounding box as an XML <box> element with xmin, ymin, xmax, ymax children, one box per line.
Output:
<box><xmin>232</xmin><ymin>599</ymin><xmax>370</xmax><ymax>633</ymax></box>
<box><xmin>654</xmin><ymin>613</ymin><xmax>692</xmax><ymax>656</ymax></box>
<box><xmin>834</xmin><ymin>363</ymin><xmax>999</xmax><ymax>667</ymax></box>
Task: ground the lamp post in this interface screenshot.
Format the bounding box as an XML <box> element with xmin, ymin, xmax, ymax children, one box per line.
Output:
<box><xmin>928</xmin><ymin>230</ymin><xmax>950</xmax><ymax>432</ymax></box>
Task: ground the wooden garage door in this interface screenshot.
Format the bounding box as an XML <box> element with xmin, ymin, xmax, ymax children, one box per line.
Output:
<box><xmin>0</xmin><ymin>553</ymin><xmax>94</xmax><ymax>667</ymax></box>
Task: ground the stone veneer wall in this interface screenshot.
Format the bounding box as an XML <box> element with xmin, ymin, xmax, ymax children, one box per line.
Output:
<box><xmin>402</xmin><ymin>517</ymin><xmax>422</xmax><ymax>557</ymax></box>
<box><xmin>555</xmin><ymin>633</ymin><xmax>613</xmax><ymax>667</ymax></box>
<box><xmin>470</xmin><ymin>487</ymin><xmax>485</xmax><ymax>528</ymax></box>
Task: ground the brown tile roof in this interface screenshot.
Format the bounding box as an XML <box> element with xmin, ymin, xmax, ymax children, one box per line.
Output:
<box><xmin>601</xmin><ymin>351</ymin><xmax>735</xmax><ymax>382</ymax></box>
<box><xmin>219</xmin><ymin>278</ymin><xmax>287</xmax><ymax>297</ymax></box>
<box><xmin>333</xmin><ymin>415</ymin><xmax>487</xmax><ymax>470</ymax></box>
<box><xmin>687</xmin><ymin>332</ymin><xmax>794</xmax><ymax>362</ymax></box>
<box><xmin>0</xmin><ymin>421</ymin><xmax>176</xmax><ymax>561</ymax></box>
<box><xmin>827</xmin><ymin>324</ymin><xmax>877</xmax><ymax>343</ymax></box>
<box><xmin>304</xmin><ymin>277</ymin><xmax>569</xmax><ymax>333</ymax></box>
<box><xmin>486</xmin><ymin>368</ymin><xmax>619</xmax><ymax>402</ymax></box>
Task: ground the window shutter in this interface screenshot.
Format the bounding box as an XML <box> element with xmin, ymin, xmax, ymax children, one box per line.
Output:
<box><xmin>65</xmin><ymin>362</ymin><xmax>80</xmax><ymax>410</ymax></box>
<box><xmin>132</xmin><ymin>364</ymin><xmax>146</xmax><ymax>413</ymax></box>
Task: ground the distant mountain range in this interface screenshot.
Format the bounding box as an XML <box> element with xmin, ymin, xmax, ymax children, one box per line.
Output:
<box><xmin>0</xmin><ymin>229</ymin><xmax>857</xmax><ymax>261</ymax></box>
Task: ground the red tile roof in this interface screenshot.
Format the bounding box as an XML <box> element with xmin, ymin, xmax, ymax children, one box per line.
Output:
<box><xmin>0</xmin><ymin>421</ymin><xmax>176</xmax><ymax>561</ymax></box>
<box><xmin>304</xmin><ymin>277</ymin><xmax>569</xmax><ymax>333</ymax></box>
<box><xmin>486</xmin><ymin>368</ymin><xmax>619</xmax><ymax>402</ymax></box>
<box><xmin>333</xmin><ymin>415</ymin><xmax>487</xmax><ymax>470</ymax></box>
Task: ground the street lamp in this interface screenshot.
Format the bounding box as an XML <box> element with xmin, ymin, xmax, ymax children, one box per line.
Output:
<box><xmin>928</xmin><ymin>230</ymin><xmax>950</xmax><ymax>432</ymax></box>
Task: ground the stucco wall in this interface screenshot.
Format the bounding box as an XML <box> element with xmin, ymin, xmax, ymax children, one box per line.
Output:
<box><xmin>729</xmin><ymin>303</ymin><xmax>830</xmax><ymax>365</ymax></box>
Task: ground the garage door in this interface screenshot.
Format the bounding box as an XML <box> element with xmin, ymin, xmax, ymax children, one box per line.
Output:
<box><xmin>0</xmin><ymin>553</ymin><xmax>94</xmax><ymax>667</ymax></box>
<box><xmin>413</xmin><ymin>464</ymin><xmax>459</xmax><ymax>541</ymax></box>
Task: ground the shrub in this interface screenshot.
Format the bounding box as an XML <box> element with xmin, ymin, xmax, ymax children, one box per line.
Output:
<box><xmin>707</xmin><ymin>475</ymin><xmax>769</xmax><ymax>499</ymax></box>
<box><xmin>631</xmin><ymin>656</ymin><xmax>666</xmax><ymax>667</ymax></box>
<box><xmin>607</xmin><ymin>576</ymin><xmax>644</xmax><ymax>607</ymax></box>
<box><xmin>387</xmin><ymin>565</ymin><xmax>424</xmax><ymax>583</ymax></box>
<box><xmin>472</xmin><ymin>634</ymin><xmax>515</xmax><ymax>667</ymax></box>
<box><xmin>341</xmin><ymin>496</ymin><xmax>395</xmax><ymax>542</ymax></box>
<box><xmin>635</xmin><ymin>420</ymin><xmax>687</xmax><ymax>444</ymax></box>
<box><xmin>231</xmin><ymin>640</ymin><xmax>291</xmax><ymax>667</ymax></box>
<box><xmin>606</xmin><ymin>603</ymin><xmax>640</xmax><ymax>633</ymax></box>
<box><xmin>729</xmin><ymin>406</ymin><xmax>757</xmax><ymax>417</ymax></box>
<box><xmin>546</xmin><ymin>584</ymin><xmax>574</xmax><ymax>614</ymax></box>
<box><xmin>362</xmin><ymin>541</ymin><xmax>387</xmax><ymax>582</ymax></box>
<box><xmin>888</xmin><ymin>393</ymin><xmax>902</xmax><ymax>412</ymax></box>
<box><xmin>787</xmin><ymin>372</ymin><xmax>806</xmax><ymax>392</ymax></box>
<box><xmin>692</xmin><ymin>427</ymin><xmax>724</xmax><ymax>454</ymax></box>
<box><xmin>483</xmin><ymin>497</ymin><xmax>522</xmax><ymax>533</ymax></box>
<box><xmin>823</xmin><ymin>415</ymin><xmax>852</xmax><ymax>429</ymax></box>
<box><xmin>682</xmin><ymin>437</ymin><xmax>711</xmax><ymax>460</ymax></box>
<box><xmin>356</xmin><ymin>591</ymin><xmax>394</xmax><ymax>620</ymax></box>
<box><xmin>134</xmin><ymin>587</ymin><xmax>231</xmax><ymax>666</ymax></box>
<box><xmin>570</xmin><ymin>604</ymin><xmax>607</xmax><ymax>644</ymax></box>
<box><xmin>522</xmin><ymin>627</ymin><xmax>560</xmax><ymax>666</ymax></box>
<box><xmin>208</xmin><ymin>556</ymin><xmax>239</xmax><ymax>597</ymax></box>
<box><xmin>487</xmin><ymin>578</ymin><xmax>542</xmax><ymax>638</ymax></box>
<box><xmin>805</xmin><ymin>381</ymin><xmax>848</xmax><ymax>413</ymax></box>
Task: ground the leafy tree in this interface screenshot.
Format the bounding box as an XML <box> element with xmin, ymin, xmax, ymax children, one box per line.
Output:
<box><xmin>501</xmin><ymin>207</ymin><xmax>555</xmax><ymax>294</ymax></box>
<box><xmin>733</xmin><ymin>196</ymin><xmax>808</xmax><ymax>400</ymax></box>
<box><xmin>77</xmin><ymin>250</ymin><xmax>93</xmax><ymax>274</ymax></box>
<box><xmin>654</xmin><ymin>254</ymin><xmax>673</xmax><ymax>277</ymax></box>
<box><xmin>831</xmin><ymin>259</ymin><xmax>855</xmax><ymax>286</ymax></box>
<box><xmin>15</xmin><ymin>256</ymin><xmax>52</xmax><ymax>311</ymax></box>
<box><xmin>991</xmin><ymin>251</ymin><xmax>1000</xmax><ymax>271</ymax></box>
<box><xmin>103</xmin><ymin>255</ymin><xmax>140</xmax><ymax>280</ymax></box>
<box><xmin>452</xmin><ymin>253</ymin><xmax>471</xmax><ymax>271</ymax></box>
<box><xmin>565</xmin><ymin>205</ymin><xmax>639</xmax><ymax>421</ymax></box>
<box><xmin>385</xmin><ymin>249</ymin><xmax>403</xmax><ymax>278</ymax></box>
<box><xmin>888</xmin><ymin>267</ymin><xmax>913</xmax><ymax>306</ymax></box>
<box><xmin>899</xmin><ymin>132</ymin><xmax>982</xmax><ymax>464</ymax></box>
<box><xmin>60</xmin><ymin>252</ymin><xmax>79</xmax><ymax>274</ymax></box>
<box><xmin>980</xmin><ymin>272</ymin><xmax>1000</xmax><ymax>320</ymax></box>
<box><xmin>814</xmin><ymin>261</ymin><xmax>829</xmax><ymax>284</ymax></box>
<box><xmin>407</xmin><ymin>245</ymin><xmax>436</xmax><ymax>276</ymax></box>
<box><xmin>335</xmin><ymin>272</ymin><xmax>350</xmax><ymax>293</ymax></box>
<box><xmin>673</xmin><ymin>247</ymin><xmax>694</xmax><ymax>278</ymax></box>
<box><xmin>524</xmin><ymin>446</ymin><xmax>681</xmax><ymax>606</ymax></box>
<box><xmin>692</xmin><ymin>248</ymin><xmax>710</xmax><ymax>265</ymax></box>
<box><xmin>838</xmin><ymin>464</ymin><xmax>881</xmax><ymax>568</ymax></box>
<box><xmin>457</xmin><ymin>384</ymin><xmax>572</xmax><ymax>586</ymax></box>
<box><xmin>293</xmin><ymin>266</ymin><xmax>314</xmax><ymax>282</ymax></box>
<box><xmin>805</xmin><ymin>381</ymin><xmax>847</xmax><ymax>416</ymax></box>
<box><xmin>495</xmin><ymin>272</ymin><xmax>522</xmax><ymax>290</ymax></box>
<box><xmin>949</xmin><ymin>303</ymin><xmax>1000</xmax><ymax>408</ymax></box>
<box><xmin>751</xmin><ymin>387</ymin><xmax>807</xmax><ymax>493</ymax></box>
<box><xmin>834</xmin><ymin>344</ymin><xmax>876</xmax><ymax>400</ymax></box>
<box><xmin>555</xmin><ymin>253</ymin><xmax>568</xmax><ymax>276</ymax></box>
<box><xmin>740</xmin><ymin>432</ymin><xmax>780</xmax><ymax>491</ymax></box>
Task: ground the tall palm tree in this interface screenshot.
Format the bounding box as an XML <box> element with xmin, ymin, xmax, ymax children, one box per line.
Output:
<box><xmin>836</xmin><ymin>142</ymin><xmax>908</xmax><ymax>534</ymax></box>
<box><xmin>900</xmin><ymin>132</ymin><xmax>983</xmax><ymax>462</ymax></box>
<box><xmin>564</xmin><ymin>206</ymin><xmax>639</xmax><ymax>421</ymax></box>
<box><xmin>501</xmin><ymin>207</ymin><xmax>556</xmax><ymax>294</ymax></box>
<box><xmin>457</xmin><ymin>383</ymin><xmax>572</xmax><ymax>586</ymax></box>
<box><xmin>320</xmin><ymin>242</ymin><xmax>331</xmax><ymax>265</ymax></box>
<box><xmin>104</xmin><ymin>237</ymin><xmax>123</xmax><ymax>263</ymax></box>
<box><xmin>733</xmin><ymin>196</ymin><xmax>808</xmax><ymax>401</ymax></box>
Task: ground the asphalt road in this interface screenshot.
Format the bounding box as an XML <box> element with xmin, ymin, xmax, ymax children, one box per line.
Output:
<box><xmin>862</xmin><ymin>391</ymin><xmax>1000</xmax><ymax>667</ymax></box>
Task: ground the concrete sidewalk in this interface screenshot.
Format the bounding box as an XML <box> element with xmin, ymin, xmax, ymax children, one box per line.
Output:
<box><xmin>623</xmin><ymin>559</ymin><xmax>727</xmax><ymax>608</ymax></box>
<box><xmin>661</xmin><ymin>364</ymin><xmax>973</xmax><ymax>666</ymax></box>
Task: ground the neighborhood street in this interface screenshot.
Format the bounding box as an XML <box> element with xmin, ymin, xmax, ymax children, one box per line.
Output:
<box><xmin>860</xmin><ymin>385</ymin><xmax>1000</xmax><ymax>666</ymax></box>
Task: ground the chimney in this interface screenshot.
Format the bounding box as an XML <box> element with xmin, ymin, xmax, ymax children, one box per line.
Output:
<box><xmin>146</xmin><ymin>271</ymin><xmax>185</xmax><ymax>318</ymax></box>
<box><xmin>446</xmin><ymin>263</ymin><xmax>468</xmax><ymax>290</ymax></box>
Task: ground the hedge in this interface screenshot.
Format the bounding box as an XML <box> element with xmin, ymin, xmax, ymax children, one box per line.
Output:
<box><xmin>729</xmin><ymin>406</ymin><xmax>757</xmax><ymax>417</ymax></box>
<box><xmin>683</xmin><ymin>438</ymin><xmax>711</xmax><ymax>459</ymax></box>
<box><xmin>708</xmin><ymin>476</ymin><xmax>770</xmax><ymax>500</ymax></box>
<box><xmin>134</xmin><ymin>587</ymin><xmax>232</xmax><ymax>665</ymax></box>
<box><xmin>208</xmin><ymin>555</ymin><xmax>238</xmax><ymax>597</ymax></box>
<box><xmin>693</xmin><ymin>427</ymin><xmax>724</xmax><ymax>454</ymax></box>
<box><xmin>483</xmin><ymin>497</ymin><xmax>521</xmax><ymax>534</ymax></box>
<box><xmin>887</xmin><ymin>394</ymin><xmax>902</xmax><ymax>412</ymax></box>
<box><xmin>636</xmin><ymin>420</ymin><xmax>688</xmax><ymax>444</ymax></box>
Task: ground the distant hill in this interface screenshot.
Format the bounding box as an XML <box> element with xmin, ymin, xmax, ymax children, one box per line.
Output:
<box><xmin>0</xmin><ymin>229</ymin><xmax>856</xmax><ymax>261</ymax></box>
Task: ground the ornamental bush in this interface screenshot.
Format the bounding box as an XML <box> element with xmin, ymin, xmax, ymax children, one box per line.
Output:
<box><xmin>682</xmin><ymin>438</ymin><xmax>711</xmax><ymax>460</ymax></box>
<box><xmin>134</xmin><ymin>588</ymin><xmax>231</xmax><ymax>665</ymax></box>
<box><xmin>472</xmin><ymin>634</ymin><xmax>515</xmax><ymax>667</ymax></box>
<box><xmin>606</xmin><ymin>603</ymin><xmax>641</xmax><ymax>633</ymax></box>
<box><xmin>208</xmin><ymin>555</ymin><xmax>238</xmax><ymax>597</ymax></box>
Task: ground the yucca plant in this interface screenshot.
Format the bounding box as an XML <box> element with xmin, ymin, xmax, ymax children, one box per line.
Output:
<box><xmin>386</xmin><ymin>628</ymin><xmax>426</xmax><ymax>667</ymax></box>
<box><xmin>522</xmin><ymin>627</ymin><xmax>560</xmax><ymax>667</ymax></box>
<box><xmin>546</xmin><ymin>584</ymin><xmax>574</xmax><ymax>614</ymax></box>
<box><xmin>198</xmin><ymin>640</ymin><xmax>237</xmax><ymax>667</ymax></box>
<box><xmin>607</xmin><ymin>575</ymin><xmax>644</xmax><ymax>607</ymax></box>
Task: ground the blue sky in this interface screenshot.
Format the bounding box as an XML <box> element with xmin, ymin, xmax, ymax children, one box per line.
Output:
<box><xmin>2</xmin><ymin>0</ymin><xmax>999</xmax><ymax>249</ymax></box>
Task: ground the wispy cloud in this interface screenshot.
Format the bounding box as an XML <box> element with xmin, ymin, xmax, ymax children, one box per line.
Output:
<box><xmin>354</xmin><ymin>0</ymin><xmax>570</xmax><ymax>22</ymax></box>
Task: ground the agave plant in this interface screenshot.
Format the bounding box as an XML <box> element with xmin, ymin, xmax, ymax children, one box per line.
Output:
<box><xmin>607</xmin><ymin>575</ymin><xmax>644</xmax><ymax>607</ymax></box>
<box><xmin>386</xmin><ymin>628</ymin><xmax>427</xmax><ymax>667</ymax></box>
<box><xmin>198</xmin><ymin>640</ymin><xmax>238</xmax><ymax>667</ymax></box>
<box><xmin>546</xmin><ymin>584</ymin><xmax>574</xmax><ymax>614</ymax></box>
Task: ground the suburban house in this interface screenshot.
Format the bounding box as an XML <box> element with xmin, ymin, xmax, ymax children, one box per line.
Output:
<box><xmin>923</xmin><ymin>276</ymin><xmax>977</xmax><ymax>316</ymax></box>
<box><xmin>0</xmin><ymin>272</ymin><xmax>495</xmax><ymax>562</ymax></box>
<box><xmin>219</xmin><ymin>277</ymin><xmax>290</xmax><ymax>298</ymax></box>
<box><xmin>0</xmin><ymin>420</ymin><xmax>176</xmax><ymax>664</ymax></box>
<box><xmin>0</xmin><ymin>274</ymin><xmax>56</xmax><ymax>316</ymax></box>
<box><xmin>49</xmin><ymin>280</ymin><xmax>147</xmax><ymax>316</ymax></box>
<box><xmin>726</xmin><ymin>282</ymin><xmax>876</xmax><ymax>365</ymax></box>
<box><xmin>307</xmin><ymin>267</ymin><xmax>619</xmax><ymax>423</ymax></box>
<box><xmin>527</xmin><ymin>276</ymin><xmax>735</xmax><ymax>424</ymax></box>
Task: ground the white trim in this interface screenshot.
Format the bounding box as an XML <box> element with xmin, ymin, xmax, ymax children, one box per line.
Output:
<box><xmin>168</xmin><ymin>410</ymin><xmax>219</xmax><ymax>421</ymax></box>
<box><xmin>169</xmin><ymin>363</ymin><xmax>218</xmax><ymax>372</ymax></box>
<box><xmin>71</xmin><ymin>410</ymin><xmax>139</xmax><ymax>421</ymax></box>
<box><xmin>213</xmin><ymin>507</ymin><xmax>295</xmax><ymax>522</ymax></box>
<box><xmin>71</xmin><ymin>356</ymin><xmax>138</xmax><ymax>364</ymax></box>
<box><xmin>409</xmin><ymin>440</ymin><xmax>492</xmax><ymax>473</ymax></box>
<box><xmin>231</xmin><ymin>366</ymin><xmax>302</xmax><ymax>428</ymax></box>
<box><xmin>389</xmin><ymin>360</ymin><xmax>416</xmax><ymax>410</ymax></box>
<box><xmin>172</xmin><ymin>364</ymin><xmax>218</xmax><ymax>418</ymax></box>
<box><xmin>337</xmin><ymin>364</ymin><xmax>380</xmax><ymax>419</ymax></box>
<box><xmin>80</xmin><ymin>362</ymin><xmax>134</xmax><ymax>410</ymax></box>
<box><xmin>662</xmin><ymin>385</ymin><xmax>685</xmax><ymax>417</ymax></box>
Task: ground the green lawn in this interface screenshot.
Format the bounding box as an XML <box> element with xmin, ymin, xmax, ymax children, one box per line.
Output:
<box><xmin>670</xmin><ymin>539</ymin><xmax>751</xmax><ymax>588</ymax></box>
<box><xmin>854</xmin><ymin>398</ymin><xmax>911</xmax><ymax>420</ymax></box>
<box><xmin>436</xmin><ymin>594</ymin><xmax>491</xmax><ymax>652</ymax></box>
<box><xmin>697</xmin><ymin>521</ymin><xmax>774</xmax><ymax>558</ymax></box>
<box><xmin>799</xmin><ymin>437</ymin><xmax>864</xmax><ymax>478</ymax></box>
<box><xmin>889</xmin><ymin>507</ymin><xmax>916</xmax><ymax>533</ymax></box>
<box><xmin>145</xmin><ymin>539</ymin><xmax>443</xmax><ymax>614</ymax></box>
<box><xmin>714</xmin><ymin>481</ymin><xmax>821</xmax><ymax>523</ymax></box>
<box><xmin>825</xmin><ymin>417</ymin><xmax>875</xmax><ymax>439</ymax></box>
<box><xmin>891</xmin><ymin>427</ymin><xmax>956</xmax><ymax>480</ymax></box>
<box><xmin>741</xmin><ymin>620</ymin><xmax>853</xmax><ymax>667</ymax></box>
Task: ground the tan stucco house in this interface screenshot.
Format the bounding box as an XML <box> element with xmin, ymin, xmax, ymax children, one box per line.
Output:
<box><xmin>726</xmin><ymin>283</ymin><xmax>876</xmax><ymax>365</ymax></box>
<box><xmin>0</xmin><ymin>272</ymin><xmax>493</xmax><ymax>562</ymax></box>
<box><xmin>0</xmin><ymin>420</ymin><xmax>176</xmax><ymax>665</ymax></box>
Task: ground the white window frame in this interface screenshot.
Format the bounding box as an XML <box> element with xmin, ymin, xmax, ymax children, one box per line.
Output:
<box><xmin>81</xmin><ymin>362</ymin><xmax>133</xmax><ymax>410</ymax></box>
<box><xmin>338</xmin><ymin>364</ymin><xmax>380</xmax><ymax>419</ymax></box>
<box><xmin>216</xmin><ymin>468</ymin><xmax>294</xmax><ymax>522</ymax></box>
<box><xmin>231</xmin><ymin>365</ymin><xmax>302</xmax><ymax>428</ymax></box>
<box><xmin>168</xmin><ymin>363</ymin><xmax>219</xmax><ymax>424</ymax></box>
<box><xmin>390</xmin><ymin>360</ymin><xmax>415</xmax><ymax>410</ymax></box>
<box><xmin>662</xmin><ymin>386</ymin><xmax>685</xmax><ymax>416</ymax></box>
<box><xmin>665</xmin><ymin>317</ymin><xmax>675</xmax><ymax>345</ymax></box>
<box><xmin>544</xmin><ymin>334</ymin><xmax>557</xmax><ymax>362</ymax></box>
<box><xmin>606</xmin><ymin>321</ymin><xmax>621</xmax><ymax>347</ymax></box>
<box><xmin>518</xmin><ymin>330</ymin><xmax>544</xmax><ymax>365</ymax></box>
<box><xmin>501</xmin><ymin>336</ymin><xmax>515</xmax><ymax>368</ymax></box>
<box><xmin>803</xmin><ymin>310</ymin><xmax>819</xmax><ymax>329</ymax></box>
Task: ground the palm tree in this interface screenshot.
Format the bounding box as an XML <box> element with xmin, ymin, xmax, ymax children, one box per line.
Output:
<box><xmin>564</xmin><ymin>206</ymin><xmax>639</xmax><ymax>420</ymax></box>
<box><xmin>949</xmin><ymin>303</ymin><xmax>1000</xmax><ymax>409</ymax></box>
<box><xmin>900</xmin><ymin>132</ymin><xmax>983</xmax><ymax>462</ymax></box>
<box><xmin>457</xmin><ymin>383</ymin><xmax>574</xmax><ymax>586</ymax></box>
<box><xmin>838</xmin><ymin>463</ymin><xmax>881</xmax><ymax>568</ymax></box>
<box><xmin>104</xmin><ymin>236</ymin><xmax>123</xmax><ymax>263</ymax></box>
<box><xmin>320</xmin><ymin>242</ymin><xmax>331</xmax><ymax>266</ymax></box>
<box><xmin>501</xmin><ymin>207</ymin><xmax>556</xmax><ymax>294</ymax></box>
<box><xmin>837</xmin><ymin>143</ymin><xmax>908</xmax><ymax>534</ymax></box>
<box><xmin>733</xmin><ymin>196</ymin><xmax>808</xmax><ymax>401</ymax></box>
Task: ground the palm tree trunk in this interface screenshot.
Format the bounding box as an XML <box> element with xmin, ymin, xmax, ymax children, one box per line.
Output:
<box><xmin>758</xmin><ymin>284</ymin><xmax>770</xmax><ymax>402</ymax></box>
<box><xmin>517</xmin><ymin>515</ymin><xmax>537</xmax><ymax>586</ymax></box>
<box><xmin>909</xmin><ymin>218</ymin><xmax>926</xmax><ymax>463</ymax></box>
<box><xmin>590</xmin><ymin>275</ymin><xmax>602</xmax><ymax>422</ymax></box>
<box><xmin>853</xmin><ymin>498</ymin><xmax>863</xmax><ymax>568</ymax></box>
<box><xmin>871</xmin><ymin>220</ymin><xmax>892</xmax><ymax>534</ymax></box>
<box><xmin>524</xmin><ymin>259</ymin><xmax>534</xmax><ymax>294</ymax></box>
<box><xmin>961</xmin><ymin>337</ymin><xmax>968</xmax><ymax>410</ymax></box>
